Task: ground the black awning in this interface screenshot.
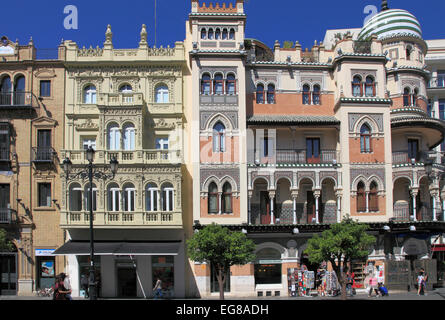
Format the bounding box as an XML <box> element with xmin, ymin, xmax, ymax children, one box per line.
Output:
<box><xmin>53</xmin><ymin>241</ymin><xmax>181</xmax><ymax>256</ymax></box>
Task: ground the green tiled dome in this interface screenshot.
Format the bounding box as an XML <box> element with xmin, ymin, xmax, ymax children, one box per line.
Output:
<box><xmin>358</xmin><ymin>9</ymin><xmax>422</xmax><ymax>41</ymax></box>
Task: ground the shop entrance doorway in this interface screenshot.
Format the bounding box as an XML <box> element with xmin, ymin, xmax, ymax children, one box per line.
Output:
<box><xmin>0</xmin><ymin>253</ymin><xmax>17</xmax><ymax>295</ymax></box>
<box><xmin>117</xmin><ymin>267</ymin><xmax>137</xmax><ymax>298</ymax></box>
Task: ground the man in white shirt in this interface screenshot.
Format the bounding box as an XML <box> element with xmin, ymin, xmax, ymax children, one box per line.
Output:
<box><xmin>63</xmin><ymin>273</ymin><xmax>73</xmax><ymax>300</ymax></box>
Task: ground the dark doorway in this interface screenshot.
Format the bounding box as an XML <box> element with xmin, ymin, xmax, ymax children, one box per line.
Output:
<box><xmin>307</xmin><ymin>191</ymin><xmax>315</xmax><ymax>224</ymax></box>
<box><xmin>0</xmin><ymin>253</ymin><xmax>17</xmax><ymax>295</ymax></box>
<box><xmin>260</xmin><ymin>191</ymin><xmax>271</xmax><ymax>224</ymax></box>
<box><xmin>117</xmin><ymin>268</ymin><xmax>137</xmax><ymax>298</ymax></box>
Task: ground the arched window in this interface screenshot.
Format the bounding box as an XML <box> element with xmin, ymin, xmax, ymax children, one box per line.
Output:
<box><xmin>161</xmin><ymin>183</ymin><xmax>174</xmax><ymax>212</ymax></box>
<box><xmin>222</xmin><ymin>29</ymin><xmax>228</xmax><ymax>40</ymax></box>
<box><xmin>14</xmin><ymin>75</ymin><xmax>25</xmax><ymax>105</ymax></box>
<box><xmin>201</xmin><ymin>73</ymin><xmax>211</xmax><ymax>95</ymax></box>
<box><xmin>360</xmin><ymin>124</ymin><xmax>372</xmax><ymax>153</ymax></box>
<box><xmin>229</xmin><ymin>29</ymin><xmax>235</xmax><ymax>40</ymax></box>
<box><xmin>123</xmin><ymin>183</ymin><xmax>136</xmax><ymax>212</ymax></box>
<box><xmin>69</xmin><ymin>183</ymin><xmax>82</xmax><ymax>212</ymax></box>
<box><xmin>208</xmin><ymin>28</ymin><xmax>214</xmax><ymax>40</ymax></box>
<box><xmin>413</xmin><ymin>88</ymin><xmax>419</xmax><ymax>106</ymax></box>
<box><xmin>215</xmin><ymin>29</ymin><xmax>221</xmax><ymax>40</ymax></box>
<box><xmin>0</xmin><ymin>76</ymin><xmax>11</xmax><ymax>105</ymax></box>
<box><xmin>369</xmin><ymin>181</ymin><xmax>378</xmax><ymax>212</ymax></box>
<box><xmin>201</xmin><ymin>29</ymin><xmax>207</xmax><ymax>40</ymax></box>
<box><xmin>123</xmin><ymin>124</ymin><xmax>135</xmax><ymax>151</ymax></box>
<box><xmin>83</xmin><ymin>85</ymin><xmax>97</xmax><ymax>104</ymax></box>
<box><xmin>213</xmin><ymin>122</ymin><xmax>225</xmax><ymax>153</ymax></box>
<box><xmin>226</xmin><ymin>74</ymin><xmax>236</xmax><ymax>95</ymax></box>
<box><xmin>406</xmin><ymin>45</ymin><xmax>412</xmax><ymax>61</ymax></box>
<box><xmin>312</xmin><ymin>84</ymin><xmax>321</xmax><ymax>105</ymax></box>
<box><xmin>365</xmin><ymin>76</ymin><xmax>376</xmax><ymax>97</ymax></box>
<box><xmin>108</xmin><ymin>123</ymin><xmax>121</xmax><ymax>151</ymax></box>
<box><xmin>357</xmin><ymin>182</ymin><xmax>366</xmax><ymax>212</ymax></box>
<box><xmin>84</xmin><ymin>183</ymin><xmax>97</xmax><ymax>212</ymax></box>
<box><xmin>267</xmin><ymin>84</ymin><xmax>275</xmax><ymax>104</ymax></box>
<box><xmin>108</xmin><ymin>183</ymin><xmax>121</xmax><ymax>212</ymax></box>
<box><xmin>155</xmin><ymin>85</ymin><xmax>169</xmax><ymax>103</ymax></box>
<box><xmin>213</xmin><ymin>73</ymin><xmax>224</xmax><ymax>95</ymax></box>
<box><xmin>222</xmin><ymin>182</ymin><xmax>232</xmax><ymax>213</ymax></box>
<box><xmin>256</xmin><ymin>84</ymin><xmax>265</xmax><ymax>104</ymax></box>
<box><xmin>302</xmin><ymin>84</ymin><xmax>311</xmax><ymax>105</ymax></box>
<box><xmin>352</xmin><ymin>75</ymin><xmax>363</xmax><ymax>97</ymax></box>
<box><xmin>119</xmin><ymin>84</ymin><xmax>133</xmax><ymax>103</ymax></box>
<box><xmin>208</xmin><ymin>182</ymin><xmax>218</xmax><ymax>214</ymax></box>
<box><xmin>146</xmin><ymin>183</ymin><xmax>158</xmax><ymax>212</ymax></box>
<box><xmin>403</xmin><ymin>87</ymin><xmax>411</xmax><ymax>106</ymax></box>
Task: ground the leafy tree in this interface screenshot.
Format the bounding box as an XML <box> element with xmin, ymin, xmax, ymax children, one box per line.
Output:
<box><xmin>187</xmin><ymin>223</ymin><xmax>256</xmax><ymax>300</ymax></box>
<box><xmin>0</xmin><ymin>229</ymin><xmax>15</xmax><ymax>252</ymax></box>
<box><xmin>305</xmin><ymin>216</ymin><xmax>376</xmax><ymax>300</ymax></box>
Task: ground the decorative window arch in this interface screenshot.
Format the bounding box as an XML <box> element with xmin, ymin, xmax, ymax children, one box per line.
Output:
<box><xmin>119</xmin><ymin>83</ymin><xmax>133</xmax><ymax>103</ymax></box>
<box><xmin>145</xmin><ymin>183</ymin><xmax>159</xmax><ymax>212</ymax></box>
<box><xmin>369</xmin><ymin>181</ymin><xmax>379</xmax><ymax>212</ymax></box>
<box><xmin>312</xmin><ymin>84</ymin><xmax>321</xmax><ymax>105</ymax></box>
<box><xmin>229</xmin><ymin>28</ymin><xmax>235</xmax><ymax>40</ymax></box>
<box><xmin>108</xmin><ymin>123</ymin><xmax>121</xmax><ymax>151</ymax></box>
<box><xmin>302</xmin><ymin>83</ymin><xmax>311</xmax><ymax>105</ymax></box>
<box><xmin>222</xmin><ymin>28</ymin><xmax>228</xmax><ymax>40</ymax></box>
<box><xmin>201</xmin><ymin>28</ymin><xmax>207</xmax><ymax>40</ymax></box>
<box><xmin>123</xmin><ymin>123</ymin><xmax>135</xmax><ymax>151</ymax></box>
<box><xmin>83</xmin><ymin>85</ymin><xmax>97</xmax><ymax>104</ymax></box>
<box><xmin>123</xmin><ymin>183</ymin><xmax>135</xmax><ymax>212</ymax></box>
<box><xmin>213</xmin><ymin>122</ymin><xmax>225</xmax><ymax>153</ymax></box>
<box><xmin>14</xmin><ymin>75</ymin><xmax>26</xmax><ymax>105</ymax></box>
<box><xmin>365</xmin><ymin>76</ymin><xmax>376</xmax><ymax>97</ymax></box>
<box><xmin>222</xmin><ymin>182</ymin><xmax>233</xmax><ymax>214</ymax></box>
<box><xmin>267</xmin><ymin>83</ymin><xmax>276</xmax><ymax>104</ymax></box>
<box><xmin>0</xmin><ymin>75</ymin><xmax>11</xmax><ymax>105</ymax></box>
<box><xmin>201</xmin><ymin>73</ymin><xmax>211</xmax><ymax>95</ymax></box>
<box><xmin>215</xmin><ymin>28</ymin><xmax>221</xmax><ymax>40</ymax></box>
<box><xmin>352</xmin><ymin>75</ymin><xmax>363</xmax><ymax>97</ymax></box>
<box><xmin>208</xmin><ymin>182</ymin><xmax>219</xmax><ymax>214</ymax></box>
<box><xmin>107</xmin><ymin>182</ymin><xmax>121</xmax><ymax>212</ymax></box>
<box><xmin>360</xmin><ymin>123</ymin><xmax>372</xmax><ymax>153</ymax></box>
<box><xmin>155</xmin><ymin>84</ymin><xmax>169</xmax><ymax>103</ymax></box>
<box><xmin>357</xmin><ymin>181</ymin><xmax>366</xmax><ymax>212</ymax></box>
<box><xmin>161</xmin><ymin>182</ymin><xmax>174</xmax><ymax>212</ymax></box>
<box><xmin>256</xmin><ymin>83</ymin><xmax>265</xmax><ymax>104</ymax></box>
<box><xmin>213</xmin><ymin>73</ymin><xmax>224</xmax><ymax>95</ymax></box>
<box><xmin>84</xmin><ymin>183</ymin><xmax>97</xmax><ymax>212</ymax></box>
<box><xmin>208</xmin><ymin>28</ymin><xmax>214</xmax><ymax>40</ymax></box>
<box><xmin>69</xmin><ymin>183</ymin><xmax>82</xmax><ymax>212</ymax></box>
<box><xmin>226</xmin><ymin>73</ymin><xmax>236</xmax><ymax>95</ymax></box>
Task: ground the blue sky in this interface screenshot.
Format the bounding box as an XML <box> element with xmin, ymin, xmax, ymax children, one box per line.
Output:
<box><xmin>0</xmin><ymin>0</ymin><xmax>443</xmax><ymax>51</ymax></box>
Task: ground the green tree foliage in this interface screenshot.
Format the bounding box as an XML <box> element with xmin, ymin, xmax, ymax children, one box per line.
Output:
<box><xmin>187</xmin><ymin>223</ymin><xmax>256</xmax><ymax>300</ymax></box>
<box><xmin>305</xmin><ymin>216</ymin><xmax>376</xmax><ymax>299</ymax></box>
<box><xmin>0</xmin><ymin>229</ymin><xmax>15</xmax><ymax>252</ymax></box>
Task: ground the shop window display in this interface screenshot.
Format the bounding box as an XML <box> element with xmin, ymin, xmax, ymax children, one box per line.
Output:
<box><xmin>152</xmin><ymin>256</ymin><xmax>174</xmax><ymax>298</ymax></box>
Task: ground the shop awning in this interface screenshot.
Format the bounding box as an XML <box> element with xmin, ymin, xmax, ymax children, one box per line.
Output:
<box><xmin>53</xmin><ymin>241</ymin><xmax>181</xmax><ymax>256</ymax></box>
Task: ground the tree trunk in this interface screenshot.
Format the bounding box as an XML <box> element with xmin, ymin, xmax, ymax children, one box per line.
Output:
<box><xmin>217</xmin><ymin>269</ymin><xmax>225</xmax><ymax>300</ymax></box>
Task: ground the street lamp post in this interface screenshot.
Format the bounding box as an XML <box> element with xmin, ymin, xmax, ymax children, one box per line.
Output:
<box><xmin>63</xmin><ymin>147</ymin><xmax>118</xmax><ymax>300</ymax></box>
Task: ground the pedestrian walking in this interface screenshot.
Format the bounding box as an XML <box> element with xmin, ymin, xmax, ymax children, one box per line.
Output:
<box><xmin>368</xmin><ymin>276</ymin><xmax>380</xmax><ymax>297</ymax></box>
<box><xmin>153</xmin><ymin>278</ymin><xmax>162</xmax><ymax>299</ymax></box>
<box><xmin>417</xmin><ymin>269</ymin><xmax>426</xmax><ymax>296</ymax></box>
<box><xmin>53</xmin><ymin>273</ymin><xmax>71</xmax><ymax>300</ymax></box>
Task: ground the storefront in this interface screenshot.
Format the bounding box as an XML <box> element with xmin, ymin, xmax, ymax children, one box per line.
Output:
<box><xmin>54</xmin><ymin>240</ymin><xmax>185</xmax><ymax>298</ymax></box>
<box><xmin>35</xmin><ymin>249</ymin><xmax>56</xmax><ymax>290</ymax></box>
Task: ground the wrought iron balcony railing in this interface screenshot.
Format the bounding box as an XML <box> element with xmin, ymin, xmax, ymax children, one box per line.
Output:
<box><xmin>32</xmin><ymin>147</ymin><xmax>56</xmax><ymax>163</ymax></box>
<box><xmin>0</xmin><ymin>148</ymin><xmax>10</xmax><ymax>162</ymax></box>
<box><xmin>0</xmin><ymin>92</ymin><xmax>39</xmax><ymax>108</ymax></box>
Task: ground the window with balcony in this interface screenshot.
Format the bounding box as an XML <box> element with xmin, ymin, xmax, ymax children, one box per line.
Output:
<box><xmin>83</xmin><ymin>85</ymin><xmax>97</xmax><ymax>104</ymax></box>
<box><xmin>0</xmin><ymin>184</ymin><xmax>10</xmax><ymax>223</ymax></box>
<box><xmin>267</xmin><ymin>84</ymin><xmax>276</xmax><ymax>104</ymax></box>
<box><xmin>408</xmin><ymin>139</ymin><xmax>419</xmax><ymax>161</ymax></box>
<box><xmin>40</xmin><ymin>80</ymin><xmax>51</xmax><ymax>98</ymax></box>
<box><xmin>146</xmin><ymin>183</ymin><xmax>159</xmax><ymax>212</ymax></box>
<box><xmin>69</xmin><ymin>183</ymin><xmax>82</xmax><ymax>212</ymax></box>
<box><xmin>155</xmin><ymin>85</ymin><xmax>169</xmax><ymax>103</ymax></box>
<box><xmin>123</xmin><ymin>124</ymin><xmax>135</xmax><ymax>151</ymax></box>
<box><xmin>108</xmin><ymin>123</ymin><xmax>121</xmax><ymax>151</ymax></box>
<box><xmin>14</xmin><ymin>75</ymin><xmax>25</xmax><ymax>105</ymax></box>
<box><xmin>352</xmin><ymin>76</ymin><xmax>363</xmax><ymax>97</ymax></box>
<box><xmin>256</xmin><ymin>84</ymin><xmax>265</xmax><ymax>104</ymax></box>
<box><xmin>0</xmin><ymin>76</ymin><xmax>11</xmax><ymax>105</ymax></box>
<box><xmin>226</xmin><ymin>74</ymin><xmax>236</xmax><ymax>95</ymax></box>
<box><xmin>357</xmin><ymin>182</ymin><xmax>366</xmax><ymax>213</ymax></box>
<box><xmin>36</xmin><ymin>129</ymin><xmax>52</xmax><ymax>161</ymax></box>
<box><xmin>123</xmin><ymin>183</ymin><xmax>136</xmax><ymax>212</ymax></box>
<box><xmin>306</xmin><ymin>138</ymin><xmax>320</xmax><ymax>163</ymax></box>
<box><xmin>38</xmin><ymin>183</ymin><xmax>51</xmax><ymax>207</ymax></box>
<box><xmin>213</xmin><ymin>122</ymin><xmax>225</xmax><ymax>153</ymax></box>
<box><xmin>222</xmin><ymin>182</ymin><xmax>233</xmax><ymax>214</ymax></box>
<box><xmin>119</xmin><ymin>84</ymin><xmax>133</xmax><ymax>103</ymax></box>
<box><xmin>208</xmin><ymin>182</ymin><xmax>218</xmax><ymax>214</ymax></box>
<box><xmin>108</xmin><ymin>183</ymin><xmax>120</xmax><ymax>212</ymax></box>
<box><xmin>0</xmin><ymin>124</ymin><xmax>9</xmax><ymax>161</ymax></box>
<box><xmin>438</xmin><ymin>71</ymin><xmax>445</xmax><ymax>88</ymax></box>
<box><xmin>360</xmin><ymin>124</ymin><xmax>372</xmax><ymax>153</ymax></box>
<box><xmin>208</xmin><ymin>28</ymin><xmax>214</xmax><ymax>40</ymax></box>
<box><xmin>84</xmin><ymin>184</ymin><xmax>97</xmax><ymax>212</ymax></box>
<box><xmin>82</xmin><ymin>138</ymin><xmax>96</xmax><ymax>151</ymax></box>
<box><xmin>161</xmin><ymin>183</ymin><xmax>174</xmax><ymax>212</ymax></box>
<box><xmin>365</xmin><ymin>76</ymin><xmax>376</xmax><ymax>97</ymax></box>
<box><xmin>201</xmin><ymin>29</ymin><xmax>207</xmax><ymax>40</ymax></box>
